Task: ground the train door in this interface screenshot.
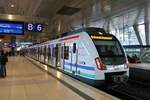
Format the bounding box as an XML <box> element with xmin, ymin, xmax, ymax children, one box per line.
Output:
<box><xmin>71</xmin><ymin>43</ymin><xmax>78</xmax><ymax>74</ymax></box>
<box><xmin>37</xmin><ymin>47</ymin><xmax>40</xmax><ymax>60</ymax></box>
<box><xmin>61</xmin><ymin>43</ymin><xmax>64</xmax><ymax>69</ymax></box>
<box><xmin>42</xmin><ymin>46</ymin><xmax>44</xmax><ymax>62</ymax></box>
<box><xmin>35</xmin><ymin>48</ymin><xmax>37</xmax><ymax>59</ymax></box>
<box><xmin>46</xmin><ymin>46</ymin><xmax>49</xmax><ymax>64</ymax></box>
<box><xmin>39</xmin><ymin>47</ymin><xmax>42</xmax><ymax>61</ymax></box>
<box><xmin>44</xmin><ymin>46</ymin><xmax>47</xmax><ymax>64</ymax></box>
<box><xmin>36</xmin><ymin>47</ymin><xmax>38</xmax><ymax>59</ymax></box>
<box><xmin>63</xmin><ymin>43</ymin><xmax>72</xmax><ymax>73</ymax></box>
<box><xmin>52</xmin><ymin>46</ymin><xmax>56</xmax><ymax>67</ymax></box>
<box><xmin>47</xmin><ymin>46</ymin><xmax>51</xmax><ymax>65</ymax></box>
<box><xmin>41</xmin><ymin>46</ymin><xmax>44</xmax><ymax>62</ymax></box>
<box><xmin>56</xmin><ymin>44</ymin><xmax>61</xmax><ymax>68</ymax></box>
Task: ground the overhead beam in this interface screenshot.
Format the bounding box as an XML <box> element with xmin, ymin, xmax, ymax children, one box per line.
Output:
<box><xmin>133</xmin><ymin>8</ymin><xmax>143</xmax><ymax>45</ymax></box>
<box><xmin>144</xmin><ymin>5</ymin><xmax>149</xmax><ymax>45</ymax></box>
<box><xmin>32</xmin><ymin>0</ymin><xmax>43</xmax><ymax>16</ymax></box>
<box><xmin>133</xmin><ymin>24</ymin><xmax>143</xmax><ymax>45</ymax></box>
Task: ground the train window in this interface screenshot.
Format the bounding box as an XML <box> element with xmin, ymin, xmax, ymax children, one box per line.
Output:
<box><xmin>42</xmin><ymin>47</ymin><xmax>44</xmax><ymax>55</ymax></box>
<box><xmin>49</xmin><ymin>47</ymin><xmax>51</xmax><ymax>59</ymax></box>
<box><xmin>61</xmin><ymin>46</ymin><xmax>63</xmax><ymax>59</ymax></box>
<box><xmin>40</xmin><ymin>47</ymin><xmax>42</xmax><ymax>55</ymax></box>
<box><xmin>64</xmin><ymin>46</ymin><xmax>69</xmax><ymax>60</ymax></box>
<box><xmin>52</xmin><ymin>47</ymin><xmax>56</xmax><ymax>57</ymax></box>
<box><xmin>38</xmin><ymin>47</ymin><xmax>40</xmax><ymax>55</ymax></box>
<box><xmin>93</xmin><ymin>41</ymin><xmax>122</xmax><ymax>56</ymax></box>
<box><xmin>55</xmin><ymin>46</ymin><xmax>58</xmax><ymax>58</ymax></box>
<box><xmin>44</xmin><ymin>46</ymin><xmax>46</xmax><ymax>56</ymax></box>
<box><xmin>42</xmin><ymin>47</ymin><xmax>43</xmax><ymax>55</ymax></box>
<box><xmin>73</xmin><ymin>43</ymin><xmax>76</xmax><ymax>53</ymax></box>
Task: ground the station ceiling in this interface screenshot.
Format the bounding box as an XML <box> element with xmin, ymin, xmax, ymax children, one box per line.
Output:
<box><xmin>0</xmin><ymin>0</ymin><xmax>148</xmax><ymax>18</ymax></box>
<box><xmin>0</xmin><ymin>0</ymin><xmax>149</xmax><ymax>43</ymax></box>
<box><xmin>0</xmin><ymin>0</ymin><xmax>94</xmax><ymax>18</ymax></box>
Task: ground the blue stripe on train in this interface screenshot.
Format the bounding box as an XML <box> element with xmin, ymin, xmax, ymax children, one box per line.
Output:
<box><xmin>64</xmin><ymin>62</ymin><xmax>95</xmax><ymax>71</ymax></box>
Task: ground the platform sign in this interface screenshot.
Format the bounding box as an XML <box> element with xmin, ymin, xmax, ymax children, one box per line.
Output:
<box><xmin>0</xmin><ymin>21</ymin><xmax>24</xmax><ymax>35</ymax></box>
<box><xmin>25</xmin><ymin>23</ymin><xmax>43</xmax><ymax>32</ymax></box>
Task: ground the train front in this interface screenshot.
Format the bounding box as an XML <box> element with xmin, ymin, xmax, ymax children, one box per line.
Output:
<box><xmin>89</xmin><ymin>30</ymin><xmax>129</xmax><ymax>84</ymax></box>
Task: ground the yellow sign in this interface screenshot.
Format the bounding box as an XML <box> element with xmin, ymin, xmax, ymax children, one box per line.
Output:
<box><xmin>93</xmin><ymin>32</ymin><xmax>103</xmax><ymax>35</ymax></box>
<box><xmin>91</xmin><ymin>35</ymin><xmax>112</xmax><ymax>40</ymax></box>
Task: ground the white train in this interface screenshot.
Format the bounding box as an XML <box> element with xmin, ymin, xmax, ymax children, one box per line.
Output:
<box><xmin>25</xmin><ymin>27</ymin><xmax>129</xmax><ymax>86</ymax></box>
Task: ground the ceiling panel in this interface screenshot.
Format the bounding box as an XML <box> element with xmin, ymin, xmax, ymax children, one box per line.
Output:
<box><xmin>57</xmin><ymin>6</ymin><xmax>81</xmax><ymax>16</ymax></box>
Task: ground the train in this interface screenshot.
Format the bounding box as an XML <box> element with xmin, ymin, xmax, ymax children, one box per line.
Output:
<box><xmin>24</xmin><ymin>27</ymin><xmax>129</xmax><ymax>86</ymax></box>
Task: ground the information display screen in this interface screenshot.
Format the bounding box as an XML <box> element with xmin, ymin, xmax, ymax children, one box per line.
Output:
<box><xmin>0</xmin><ymin>21</ymin><xmax>24</xmax><ymax>35</ymax></box>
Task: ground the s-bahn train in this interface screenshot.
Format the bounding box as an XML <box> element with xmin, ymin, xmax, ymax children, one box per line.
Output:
<box><xmin>25</xmin><ymin>27</ymin><xmax>129</xmax><ymax>86</ymax></box>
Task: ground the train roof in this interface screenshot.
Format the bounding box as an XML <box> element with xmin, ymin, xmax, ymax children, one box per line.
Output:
<box><xmin>61</xmin><ymin>27</ymin><xmax>106</xmax><ymax>36</ymax></box>
<box><xmin>51</xmin><ymin>27</ymin><xmax>107</xmax><ymax>40</ymax></box>
<box><xmin>29</xmin><ymin>27</ymin><xmax>110</xmax><ymax>47</ymax></box>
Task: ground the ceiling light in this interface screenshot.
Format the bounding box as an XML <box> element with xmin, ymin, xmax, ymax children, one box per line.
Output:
<box><xmin>8</xmin><ymin>14</ymin><xmax>13</xmax><ymax>20</ymax></box>
<box><xmin>0</xmin><ymin>39</ymin><xmax>2</xmax><ymax>42</ymax></box>
<box><xmin>11</xmin><ymin>4</ymin><xmax>14</xmax><ymax>8</ymax></box>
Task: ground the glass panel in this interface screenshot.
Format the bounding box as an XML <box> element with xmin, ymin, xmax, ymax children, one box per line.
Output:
<box><xmin>93</xmin><ymin>40</ymin><xmax>123</xmax><ymax>57</ymax></box>
<box><xmin>138</xmin><ymin>24</ymin><xmax>146</xmax><ymax>45</ymax></box>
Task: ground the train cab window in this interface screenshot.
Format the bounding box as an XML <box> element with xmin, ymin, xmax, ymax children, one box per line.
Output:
<box><xmin>73</xmin><ymin>43</ymin><xmax>76</xmax><ymax>53</ymax></box>
<box><xmin>64</xmin><ymin>46</ymin><xmax>69</xmax><ymax>60</ymax></box>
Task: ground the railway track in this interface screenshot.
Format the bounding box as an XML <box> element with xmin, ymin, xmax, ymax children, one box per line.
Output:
<box><xmin>107</xmin><ymin>86</ymin><xmax>142</xmax><ymax>100</ymax></box>
<box><xmin>128</xmin><ymin>79</ymin><xmax>150</xmax><ymax>88</ymax></box>
<box><xmin>98</xmin><ymin>80</ymin><xmax>150</xmax><ymax>100</ymax></box>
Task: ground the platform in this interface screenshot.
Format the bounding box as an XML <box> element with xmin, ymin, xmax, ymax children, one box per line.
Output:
<box><xmin>128</xmin><ymin>63</ymin><xmax>150</xmax><ymax>83</ymax></box>
<box><xmin>128</xmin><ymin>63</ymin><xmax>150</xmax><ymax>70</ymax></box>
<box><xmin>0</xmin><ymin>56</ymin><xmax>119</xmax><ymax>100</ymax></box>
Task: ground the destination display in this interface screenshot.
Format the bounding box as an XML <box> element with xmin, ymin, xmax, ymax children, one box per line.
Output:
<box><xmin>90</xmin><ymin>35</ymin><xmax>113</xmax><ymax>40</ymax></box>
<box><xmin>0</xmin><ymin>21</ymin><xmax>24</xmax><ymax>35</ymax></box>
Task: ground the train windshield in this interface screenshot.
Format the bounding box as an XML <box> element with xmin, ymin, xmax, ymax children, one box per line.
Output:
<box><xmin>93</xmin><ymin>40</ymin><xmax>126</xmax><ymax>65</ymax></box>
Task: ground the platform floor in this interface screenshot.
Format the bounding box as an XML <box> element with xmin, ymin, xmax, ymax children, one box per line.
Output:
<box><xmin>129</xmin><ymin>63</ymin><xmax>150</xmax><ymax>70</ymax></box>
<box><xmin>0</xmin><ymin>57</ymin><xmax>85</xmax><ymax>100</ymax></box>
<box><xmin>0</xmin><ymin>57</ymin><xmax>118</xmax><ymax>100</ymax></box>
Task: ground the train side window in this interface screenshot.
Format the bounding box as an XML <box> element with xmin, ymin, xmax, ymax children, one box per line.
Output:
<box><xmin>73</xmin><ymin>43</ymin><xmax>76</xmax><ymax>53</ymax></box>
<box><xmin>52</xmin><ymin>47</ymin><xmax>56</xmax><ymax>57</ymax></box>
<box><xmin>40</xmin><ymin>47</ymin><xmax>42</xmax><ymax>55</ymax></box>
<box><xmin>42</xmin><ymin>47</ymin><xmax>44</xmax><ymax>55</ymax></box>
<box><xmin>55</xmin><ymin>46</ymin><xmax>58</xmax><ymax>58</ymax></box>
<box><xmin>64</xmin><ymin>46</ymin><xmax>69</xmax><ymax>60</ymax></box>
<box><xmin>38</xmin><ymin>47</ymin><xmax>40</xmax><ymax>55</ymax></box>
<box><xmin>44</xmin><ymin>46</ymin><xmax>46</xmax><ymax>56</ymax></box>
<box><xmin>43</xmin><ymin>47</ymin><xmax>44</xmax><ymax>55</ymax></box>
<box><xmin>49</xmin><ymin>47</ymin><xmax>51</xmax><ymax>59</ymax></box>
<box><xmin>61</xmin><ymin>46</ymin><xmax>63</xmax><ymax>59</ymax></box>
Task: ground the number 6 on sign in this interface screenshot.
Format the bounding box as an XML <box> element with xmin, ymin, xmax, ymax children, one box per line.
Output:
<box><xmin>37</xmin><ymin>24</ymin><xmax>42</xmax><ymax>31</ymax></box>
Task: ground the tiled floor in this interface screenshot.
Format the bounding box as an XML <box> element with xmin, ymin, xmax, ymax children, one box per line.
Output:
<box><xmin>0</xmin><ymin>57</ymin><xmax>84</xmax><ymax>100</ymax></box>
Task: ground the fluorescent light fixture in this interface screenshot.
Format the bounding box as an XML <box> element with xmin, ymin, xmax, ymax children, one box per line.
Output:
<box><xmin>11</xmin><ymin>4</ymin><xmax>14</xmax><ymax>8</ymax></box>
<box><xmin>8</xmin><ymin>14</ymin><xmax>13</xmax><ymax>20</ymax></box>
